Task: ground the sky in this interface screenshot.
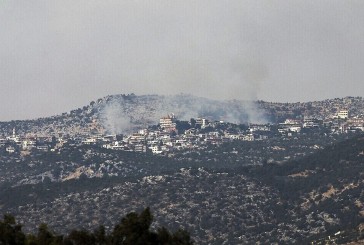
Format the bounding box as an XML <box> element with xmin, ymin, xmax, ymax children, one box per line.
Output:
<box><xmin>1</xmin><ymin>0</ymin><xmax>364</xmax><ymax>121</ymax></box>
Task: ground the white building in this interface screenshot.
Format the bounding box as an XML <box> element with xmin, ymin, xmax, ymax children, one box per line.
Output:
<box><xmin>82</xmin><ymin>138</ymin><xmax>97</xmax><ymax>144</ymax></box>
<box><xmin>7</xmin><ymin>128</ymin><xmax>21</xmax><ymax>143</ymax></box>
<box><xmin>22</xmin><ymin>139</ymin><xmax>36</xmax><ymax>150</ymax></box>
<box><xmin>195</xmin><ymin>118</ymin><xmax>209</xmax><ymax>128</ymax></box>
<box><xmin>6</xmin><ymin>146</ymin><xmax>15</xmax><ymax>153</ymax></box>
<box><xmin>150</xmin><ymin>145</ymin><xmax>163</xmax><ymax>154</ymax></box>
<box><xmin>337</xmin><ymin>110</ymin><xmax>349</xmax><ymax>119</ymax></box>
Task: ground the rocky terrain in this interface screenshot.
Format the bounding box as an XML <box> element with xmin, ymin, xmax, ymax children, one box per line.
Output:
<box><xmin>1</xmin><ymin>132</ymin><xmax>364</xmax><ymax>244</ymax></box>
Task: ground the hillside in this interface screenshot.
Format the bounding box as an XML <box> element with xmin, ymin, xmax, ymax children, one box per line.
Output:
<box><xmin>1</xmin><ymin>94</ymin><xmax>363</xmax><ymax>137</ymax></box>
<box><xmin>252</xmin><ymin>134</ymin><xmax>364</xmax><ymax>243</ymax></box>
<box><xmin>0</xmin><ymin>94</ymin><xmax>267</xmax><ymax>137</ymax></box>
<box><xmin>0</xmin><ymin>131</ymin><xmax>363</xmax><ymax>243</ymax></box>
<box><xmin>259</xmin><ymin>96</ymin><xmax>364</xmax><ymax>122</ymax></box>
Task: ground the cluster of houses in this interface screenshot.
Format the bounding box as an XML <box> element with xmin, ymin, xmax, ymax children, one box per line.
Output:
<box><xmin>1</xmin><ymin>109</ymin><xmax>364</xmax><ymax>155</ymax></box>
<box><xmin>92</xmin><ymin>114</ymin><xmax>265</xmax><ymax>154</ymax></box>
<box><xmin>0</xmin><ymin>128</ymin><xmax>54</xmax><ymax>154</ymax></box>
<box><xmin>278</xmin><ymin>110</ymin><xmax>364</xmax><ymax>135</ymax></box>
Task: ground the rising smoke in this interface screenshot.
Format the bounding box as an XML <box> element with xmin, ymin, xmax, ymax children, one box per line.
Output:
<box><xmin>98</xmin><ymin>99</ymin><xmax>131</xmax><ymax>135</ymax></box>
<box><xmin>98</xmin><ymin>94</ymin><xmax>269</xmax><ymax>134</ymax></box>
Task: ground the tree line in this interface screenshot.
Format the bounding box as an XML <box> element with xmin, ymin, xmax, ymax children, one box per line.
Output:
<box><xmin>0</xmin><ymin>207</ymin><xmax>193</xmax><ymax>245</ymax></box>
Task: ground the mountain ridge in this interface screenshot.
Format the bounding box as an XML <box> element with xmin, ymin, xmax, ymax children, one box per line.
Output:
<box><xmin>0</xmin><ymin>93</ymin><xmax>267</xmax><ymax>137</ymax></box>
<box><xmin>0</xmin><ymin>94</ymin><xmax>363</xmax><ymax>137</ymax></box>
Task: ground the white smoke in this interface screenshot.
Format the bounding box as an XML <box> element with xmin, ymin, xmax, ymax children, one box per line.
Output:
<box><xmin>97</xmin><ymin>94</ymin><xmax>269</xmax><ymax>134</ymax></box>
<box><xmin>99</xmin><ymin>100</ymin><xmax>131</xmax><ymax>135</ymax></box>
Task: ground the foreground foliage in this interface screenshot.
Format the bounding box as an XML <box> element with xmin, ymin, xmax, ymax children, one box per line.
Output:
<box><xmin>0</xmin><ymin>208</ymin><xmax>193</xmax><ymax>245</ymax></box>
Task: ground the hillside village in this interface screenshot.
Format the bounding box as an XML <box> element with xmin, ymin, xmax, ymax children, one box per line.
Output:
<box><xmin>1</xmin><ymin>103</ymin><xmax>363</xmax><ymax>156</ymax></box>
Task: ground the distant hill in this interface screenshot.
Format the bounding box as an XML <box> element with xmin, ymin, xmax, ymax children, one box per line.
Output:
<box><xmin>0</xmin><ymin>93</ymin><xmax>268</xmax><ymax>137</ymax></box>
<box><xmin>258</xmin><ymin>96</ymin><xmax>364</xmax><ymax>122</ymax></box>
<box><xmin>0</xmin><ymin>94</ymin><xmax>363</xmax><ymax>137</ymax></box>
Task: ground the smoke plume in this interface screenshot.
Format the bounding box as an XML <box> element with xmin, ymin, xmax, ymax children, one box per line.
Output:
<box><xmin>97</xmin><ymin>94</ymin><xmax>269</xmax><ymax>134</ymax></box>
<box><xmin>99</xmin><ymin>100</ymin><xmax>131</xmax><ymax>135</ymax></box>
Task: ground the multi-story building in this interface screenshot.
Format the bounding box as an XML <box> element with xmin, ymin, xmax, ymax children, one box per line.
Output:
<box><xmin>159</xmin><ymin>114</ymin><xmax>177</xmax><ymax>131</ymax></box>
<box><xmin>195</xmin><ymin>118</ymin><xmax>209</xmax><ymax>128</ymax></box>
<box><xmin>337</xmin><ymin>110</ymin><xmax>349</xmax><ymax>119</ymax></box>
<box><xmin>347</xmin><ymin>118</ymin><xmax>364</xmax><ymax>131</ymax></box>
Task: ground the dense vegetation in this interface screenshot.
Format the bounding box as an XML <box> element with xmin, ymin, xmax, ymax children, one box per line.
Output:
<box><xmin>0</xmin><ymin>208</ymin><xmax>193</xmax><ymax>245</ymax></box>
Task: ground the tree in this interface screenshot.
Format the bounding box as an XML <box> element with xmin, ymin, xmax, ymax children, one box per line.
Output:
<box><xmin>111</xmin><ymin>207</ymin><xmax>157</xmax><ymax>245</ymax></box>
<box><xmin>94</xmin><ymin>225</ymin><xmax>107</xmax><ymax>244</ymax></box>
<box><xmin>157</xmin><ymin>227</ymin><xmax>172</xmax><ymax>244</ymax></box>
<box><xmin>0</xmin><ymin>209</ymin><xmax>194</xmax><ymax>245</ymax></box>
<box><xmin>157</xmin><ymin>227</ymin><xmax>194</xmax><ymax>245</ymax></box>
<box><xmin>67</xmin><ymin>229</ymin><xmax>95</xmax><ymax>245</ymax></box>
<box><xmin>0</xmin><ymin>214</ymin><xmax>26</xmax><ymax>245</ymax></box>
<box><xmin>176</xmin><ymin>121</ymin><xmax>191</xmax><ymax>134</ymax></box>
<box><xmin>37</xmin><ymin>223</ymin><xmax>55</xmax><ymax>245</ymax></box>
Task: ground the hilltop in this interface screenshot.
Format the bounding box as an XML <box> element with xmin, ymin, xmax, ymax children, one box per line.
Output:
<box><xmin>258</xmin><ymin>96</ymin><xmax>364</xmax><ymax>122</ymax></box>
<box><xmin>0</xmin><ymin>94</ymin><xmax>266</xmax><ymax>137</ymax></box>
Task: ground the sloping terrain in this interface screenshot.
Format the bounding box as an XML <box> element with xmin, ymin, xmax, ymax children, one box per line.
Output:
<box><xmin>252</xmin><ymin>134</ymin><xmax>364</xmax><ymax>243</ymax></box>
<box><xmin>1</xmin><ymin>133</ymin><xmax>364</xmax><ymax>243</ymax></box>
<box><xmin>1</xmin><ymin>94</ymin><xmax>363</xmax><ymax>137</ymax></box>
<box><xmin>0</xmin><ymin>94</ymin><xmax>266</xmax><ymax>137</ymax></box>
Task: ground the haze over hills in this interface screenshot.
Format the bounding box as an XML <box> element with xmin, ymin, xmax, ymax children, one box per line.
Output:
<box><xmin>0</xmin><ymin>93</ymin><xmax>364</xmax><ymax>138</ymax></box>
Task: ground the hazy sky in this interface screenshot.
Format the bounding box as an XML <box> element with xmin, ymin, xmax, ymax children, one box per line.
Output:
<box><xmin>1</xmin><ymin>0</ymin><xmax>364</xmax><ymax>121</ymax></box>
